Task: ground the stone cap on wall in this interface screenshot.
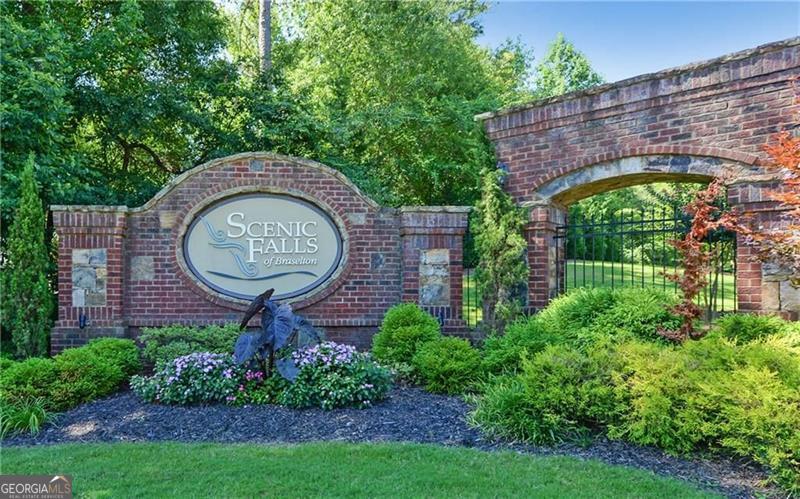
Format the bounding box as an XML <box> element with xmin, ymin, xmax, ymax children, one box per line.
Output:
<box><xmin>399</xmin><ymin>206</ymin><xmax>471</xmax><ymax>233</ymax></box>
<box><xmin>476</xmin><ymin>37</ymin><xmax>800</xmax><ymax>135</ymax></box>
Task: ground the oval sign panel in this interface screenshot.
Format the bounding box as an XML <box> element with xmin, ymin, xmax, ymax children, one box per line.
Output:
<box><xmin>183</xmin><ymin>194</ymin><xmax>344</xmax><ymax>301</ymax></box>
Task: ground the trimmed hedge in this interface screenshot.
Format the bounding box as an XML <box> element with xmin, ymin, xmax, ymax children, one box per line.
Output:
<box><xmin>138</xmin><ymin>323</ymin><xmax>240</xmax><ymax>364</ymax></box>
<box><xmin>0</xmin><ymin>339</ymin><xmax>139</xmax><ymax>414</ymax></box>
<box><xmin>372</xmin><ymin>303</ymin><xmax>441</xmax><ymax>365</ymax></box>
<box><xmin>412</xmin><ymin>337</ymin><xmax>482</xmax><ymax>394</ymax></box>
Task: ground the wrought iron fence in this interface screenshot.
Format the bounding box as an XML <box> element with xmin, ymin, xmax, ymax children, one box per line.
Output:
<box><xmin>554</xmin><ymin>208</ymin><xmax>737</xmax><ymax>316</ymax></box>
<box><xmin>462</xmin><ymin>268</ymin><xmax>482</xmax><ymax>327</ymax></box>
<box><xmin>462</xmin><ymin>207</ymin><xmax>738</xmax><ymax>327</ymax></box>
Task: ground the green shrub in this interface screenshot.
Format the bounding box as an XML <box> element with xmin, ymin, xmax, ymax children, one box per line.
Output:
<box><xmin>608</xmin><ymin>335</ymin><xmax>800</xmax><ymax>491</ymax></box>
<box><xmin>84</xmin><ymin>338</ymin><xmax>141</xmax><ymax>376</ymax></box>
<box><xmin>714</xmin><ymin>314</ymin><xmax>791</xmax><ymax>343</ymax></box>
<box><xmin>481</xmin><ymin>316</ymin><xmax>562</xmax><ymax>374</ymax></box>
<box><xmin>481</xmin><ymin>288</ymin><xmax>679</xmax><ymax>374</ymax></box>
<box><xmin>0</xmin><ymin>397</ymin><xmax>50</xmax><ymax>438</ymax></box>
<box><xmin>473</xmin><ymin>344</ymin><xmax>625</xmax><ymax>445</ymax></box>
<box><xmin>139</xmin><ymin>323</ymin><xmax>241</xmax><ymax>364</ymax></box>
<box><xmin>372</xmin><ymin>303</ymin><xmax>440</xmax><ymax>364</ymax></box>
<box><xmin>468</xmin><ymin>376</ymin><xmax>539</xmax><ymax>441</ymax></box>
<box><xmin>412</xmin><ymin>337</ymin><xmax>482</xmax><ymax>394</ymax></box>
<box><xmin>0</xmin><ymin>357</ymin><xmax>16</xmax><ymax>372</ymax></box>
<box><xmin>51</xmin><ymin>348</ymin><xmax>124</xmax><ymax>410</ymax></box>
<box><xmin>536</xmin><ymin>288</ymin><xmax>619</xmax><ymax>341</ymax></box>
<box><xmin>588</xmin><ymin>289</ymin><xmax>680</xmax><ymax>346</ymax></box>
<box><xmin>0</xmin><ymin>357</ymin><xmax>58</xmax><ymax>407</ymax></box>
<box><xmin>472</xmin><ymin>332</ymin><xmax>800</xmax><ymax>491</ymax></box>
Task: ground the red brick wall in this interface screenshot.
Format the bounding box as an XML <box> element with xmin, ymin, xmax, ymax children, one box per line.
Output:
<box><xmin>481</xmin><ymin>40</ymin><xmax>799</xmax><ymax>203</ymax></box>
<box><xmin>480</xmin><ymin>38</ymin><xmax>800</xmax><ymax>312</ymax></box>
<box><xmin>51</xmin><ymin>154</ymin><xmax>470</xmax><ymax>353</ymax></box>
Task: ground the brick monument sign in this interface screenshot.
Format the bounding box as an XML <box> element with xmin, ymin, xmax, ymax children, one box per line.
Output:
<box><xmin>51</xmin><ymin>154</ymin><xmax>469</xmax><ymax>353</ymax></box>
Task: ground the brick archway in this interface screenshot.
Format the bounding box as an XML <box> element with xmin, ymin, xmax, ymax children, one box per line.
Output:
<box><xmin>479</xmin><ymin>38</ymin><xmax>800</xmax><ymax>315</ymax></box>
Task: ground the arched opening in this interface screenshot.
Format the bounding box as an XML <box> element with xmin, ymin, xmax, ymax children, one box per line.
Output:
<box><xmin>521</xmin><ymin>155</ymin><xmax>771</xmax><ymax>316</ymax></box>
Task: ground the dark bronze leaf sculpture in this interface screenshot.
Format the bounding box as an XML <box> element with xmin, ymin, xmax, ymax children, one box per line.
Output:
<box><xmin>235</xmin><ymin>288</ymin><xmax>323</xmax><ymax>380</ymax></box>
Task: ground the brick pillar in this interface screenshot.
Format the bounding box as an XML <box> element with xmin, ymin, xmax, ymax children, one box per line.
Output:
<box><xmin>524</xmin><ymin>203</ymin><xmax>567</xmax><ymax>312</ymax></box>
<box><xmin>399</xmin><ymin>206</ymin><xmax>471</xmax><ymax>333</ymax></box>
<box><xmin>728</xmin><ymin>181</ymin><xmax>798</xmax><ymax>317</ymax></box>
<box><xmin>51</xmin><ymin>206</ymin><xmax>128</xmax><ymax>354</ymax></box>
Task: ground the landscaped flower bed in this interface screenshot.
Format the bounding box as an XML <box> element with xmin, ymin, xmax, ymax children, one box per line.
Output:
<box><xmin>131</xmin><ymin>342</ymin><xmax>391</xmax><ymax>410</ymax></box>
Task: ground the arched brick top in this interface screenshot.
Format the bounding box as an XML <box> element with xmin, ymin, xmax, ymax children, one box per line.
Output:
<box><xmin>480</xmin><ymin>38</ymin><xmax>799</xmax><ymax>207</ymax></box>
<box><xmin>529</xmin><ymin>154</ymin><xmax>769</xmax><ymax>206</ymax></box>
<box><xmin>531</xmin><ymin>146</ymin><xmax>763</xmax><ymax>195</ymax></box>
<box><xmin>138</xmin><ymin>152</ymin><xmax>381</xmax><ymax>213</ymax></box>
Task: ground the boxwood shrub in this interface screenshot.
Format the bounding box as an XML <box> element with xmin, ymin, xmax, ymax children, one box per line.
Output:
<box><xmin>138</xmin><ymin>323</ymin><xmax>241</xmax><ymax>364</ymax></box>
<box><xmin>0</xmin><ymin>339</ymin><xmax>139</xmax><ymax>415</ymax></box>
<box><xmin>412</xmin><ymin>337</ymin><xmax>482</xmax><ymax>394</ymax></box>
<box><xmin>372</xmin><ymin>303</ymin><xmax>441</xmax><ymax>364</ymax></box>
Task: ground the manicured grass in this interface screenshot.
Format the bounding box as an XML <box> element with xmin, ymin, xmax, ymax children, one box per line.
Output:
<box><xmin>1</xmin><ymin>442</ymin><xmax>717</xmax><ymax>498</ymax></box>
<box><xmin>463</xmin><ymin>260</ymin><xmax>736</xmax><ymax>326</ymax></box>
<box><xmin>564</xmin><ymin>260</ymin><xmax>736</xmax><ymax>311</ymax></box>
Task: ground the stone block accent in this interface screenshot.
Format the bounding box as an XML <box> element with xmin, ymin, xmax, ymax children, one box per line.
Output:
<box><xmin>400</xmin><ymin>207</ymin><xmax>470</xmax><ymax>332</ymax></box>
<box><xmin>130</xmin><ymin>255</ymin><xmax>155</xmax><ymax>281</ymax></box>
<box><xmin>419</xmin><ymin>249</ymin><xmax>450</xmax><ymax>306</ymax></box>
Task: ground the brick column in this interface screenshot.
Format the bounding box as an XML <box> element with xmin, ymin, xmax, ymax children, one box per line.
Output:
<box><xmin>524</xmin><ymin>203</ymin><xmax>567</xmax><ymax>312</ymax></box>
<box><xmin>51</xmin><ymin>206</ymin><xmax>128</xmax><ymax>354</ymax></box>
<box><xmin>728</xmin><ymin>182</ymin><xmax>798</xmax><ymax>317</ymax></box>
<box><xmin>399</xmin><ymin>206</ymin><xmax>471</xmax><ymax>334</ymax></box>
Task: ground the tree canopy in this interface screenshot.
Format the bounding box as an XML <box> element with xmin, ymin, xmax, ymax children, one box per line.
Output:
<box><xmin>1</xmin><ymin>0</ymin><xmax>604</xmax><ymax>241</ymax></box>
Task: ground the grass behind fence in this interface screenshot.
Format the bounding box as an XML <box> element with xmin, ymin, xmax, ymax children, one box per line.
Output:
<box><xmin>462</xmin><ymin>260</ymin><xmax>736</xmax><ymax>327</ymax></box>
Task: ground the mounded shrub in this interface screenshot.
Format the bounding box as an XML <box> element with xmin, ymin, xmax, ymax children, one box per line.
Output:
<box><xmin>587</xmin><ymin>289</ymin><xmax>680</xmax><ymax>346</ymax></box>
<box><xmin>281</xmin><ymin>342</ymin><xmax>392</xmax><ymax>410</ymax></box>
<box><xmin>372</xmin><ymin>303</ymin><xmax>440</xmax><ymax>364</ymax></box>
<box><xmin>481</xmin><ymin>316</ymin><xmax>562</xmax><ymax>374</ymax></box>
<box><xmin>713</xmin><ymin>313</ymin><xmax>792</xmax><ymax>343</ymax></box>
<box><xmin>472</xmin><ymin>343</ymin><xmax>625</xmax><ymax>444</ymax></box>
<box><xmin>139</xmin><ymin>323</ymin><xmax>241</xmax><ymax>364</ymax></box>
<box><xmin>51</xmin><ymin>348</ymin><xmax>124</xmax><ymax>410</ymax></box>
<box><xmin>0</xmin><ymin>357</ymin><xmax>59</xmax><ymax>407</ymax></box>
<box><xmin>481</xmin><ymin>288</ymin><xmax>680</xmax><ymax>375</ymax></box>
<box><xmin>83</xmin><ymin>338</ymin><xmax>141</xmax><ymax>376</ymax></box>
<box><xmin>473</xmin><ymin>331</ymin><xmax>800</xmax><ymax>491</ymax></box>
<box><xmin>535</xmin><ymin>287</ymin><xmax>619</xmax><ymax>340</ymax></box>
<box><xmin>412</xmin><ymin>337</ymin><xmax>482</xmax><ymax>394</ymax></box>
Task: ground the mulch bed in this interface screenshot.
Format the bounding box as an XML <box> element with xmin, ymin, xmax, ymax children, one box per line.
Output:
<box><xmin>4</xmin><ymin>387</ymin><xmax>775</xmax><ymax>498</ymax></box>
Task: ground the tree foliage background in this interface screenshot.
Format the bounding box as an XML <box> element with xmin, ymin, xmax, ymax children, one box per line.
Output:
<box><xmin>0</xmin><ymin>0</ymin><xmax>541</xmax><ymax>242</ymax></box>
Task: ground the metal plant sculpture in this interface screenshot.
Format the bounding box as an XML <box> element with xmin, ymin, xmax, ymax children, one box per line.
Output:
<box><xmin>235</xmin><ymin>288</ymin><xmax>322</xmax><ymax>380</ymax></box>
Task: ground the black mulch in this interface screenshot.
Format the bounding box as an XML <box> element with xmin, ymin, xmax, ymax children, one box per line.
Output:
<box><xmin>4</xmin><ymin>387</ymin><xmax>776</xmax><ymax>498</ymax></box>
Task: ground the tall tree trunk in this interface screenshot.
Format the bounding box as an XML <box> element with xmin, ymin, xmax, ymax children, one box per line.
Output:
<box><xmin>258</xmin><ymin>0</ymin><xmax>271</xmax><ymax>75</ymax></box>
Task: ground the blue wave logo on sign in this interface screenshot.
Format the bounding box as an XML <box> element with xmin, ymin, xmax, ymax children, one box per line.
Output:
<box><xmin>182</xmin><ymin>194</ymin><xmax>344</xmax><ymax>301</ymax></box>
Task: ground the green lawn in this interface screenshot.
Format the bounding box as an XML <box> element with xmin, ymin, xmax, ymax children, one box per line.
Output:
<box><xmin>564</xmin><ymin>260</ymin><xmax>736</xmax><ymax>312</ymax></box>
<box><xmin>0</xmin><ymin>442</ymin><xmax>716</xmax><ymax>498</ymax></box>
<box><xmin>463</xmin><ymin>260</ymin><xmax>736</xmax><ymax>326</ymax></box>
